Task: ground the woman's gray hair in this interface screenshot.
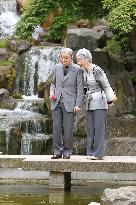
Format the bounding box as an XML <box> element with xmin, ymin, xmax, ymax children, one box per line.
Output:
<box><xmin>76</xmin><ymin>48</ymin><xmax>92</xmax><ymax>62</ymax></box>
<box><xmin>60</xmin><ymin>48</ymin><xmax>73</xmax><ymax>58</ymax></box>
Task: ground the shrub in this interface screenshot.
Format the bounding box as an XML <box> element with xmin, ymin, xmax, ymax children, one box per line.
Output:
<box><xmin>104</xmin><ymin>38</ymin><xmax>123</xmax><ymax>54</ymax></box>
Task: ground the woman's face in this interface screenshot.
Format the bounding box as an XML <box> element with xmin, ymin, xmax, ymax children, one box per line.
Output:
<box><xmin>76</xmin><ymin>56</ymin><xmax>86</xmax><ymax>69</ymax></box>
<box><xmin>60</xmin><ymin>52</ymin><xmax>72</xmax><ymax>67</ymax></box>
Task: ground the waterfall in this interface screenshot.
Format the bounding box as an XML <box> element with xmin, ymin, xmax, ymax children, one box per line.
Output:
<box><xmin>0</xmin><ymin>46</ymin><xmax>63</xmax><ymax>155</ymax></box>
<box><xmin>0</xmin><ymin>0</ymin><xmax>20</xmax><ymax>39</ymax></box>
<box><xmin>0</xmin><ymin>107</ymin><xmax>49</xmax><ymax>155</ymax></box>
<box><xmin>18</xmin><ymin>46</ymin><xmax>62</xmax><ymax>97</ymax></box>
<box><xmin>0</xmin><ymin>0</ymin><xmax>17</xmax><ymax>13</ymax></box>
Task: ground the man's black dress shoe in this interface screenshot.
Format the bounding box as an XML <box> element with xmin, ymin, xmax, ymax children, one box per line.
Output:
<box><xmin>63</xmin><ymin>155</ymin><xmax>70</xmax><ymax>159</ymax></box>
<box><xmin>51</xmin><ymin>154</ymin><xmax>62</xmax><ymax>159</ymax></box>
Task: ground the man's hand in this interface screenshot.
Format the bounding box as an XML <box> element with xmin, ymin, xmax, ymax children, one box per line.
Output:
<box><xmin>49</xmin><ymin>92</ymin><xmax>57</xmax><ymax>101</ymax></box>
<box><xmin>49</xmin><ymin>91</ymin><xmax>54</xmax><ymax>100</ymax></box>
<box><xmin>74</xmin><ymin>106</ymin><xmax>81</xmax><ymax>113</ymax></box>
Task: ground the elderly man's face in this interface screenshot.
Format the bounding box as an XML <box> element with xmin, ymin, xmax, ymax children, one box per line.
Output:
<box><xmin>60</xmin><ymin>52</ymin><xmax>72</xmax><ymax>67</ymax></box>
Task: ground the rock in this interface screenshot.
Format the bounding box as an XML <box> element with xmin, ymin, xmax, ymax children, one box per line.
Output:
<box><xmin>7</xmin><ymin>39</ymin><xmax>31</xmax><ymax>54</ymax></box>
<box><xmin>44</xmin><ymin>74</ymin><xmax>54</xmax><ymax>114</ymax></box>
<box><xmin>0</xmin><ymin>88</ymin><xmax>9</xmax><ymax>96</ymax></box>
<box><xmin>125</xmin><ymin>52</ymin><xmax>136</xmax><ymax>72</ymax></box>
<box><xmin>8</xmin><ymin>128</ymin><xmax>22</xmax><ymax>154</ymax></box>
<box><xmin>31</xmin><ymin>135</ymin><xmax>52</xmax><ymax>155</ymax></box>
<box><xmin>65</xmin><ymin>25</ymin><xmax>112</xmax><ymax>51</ymax></box>
<box><xmin>130</xmin><ymin>20</ymin><xmax>136</xmax><ymax>52</ymax></box>
<box><xmin>0</xmin><ymin>65</ymin><xmax>16</xmax><ymax>91</ymax></box>
<box><xmin>106</xmin><ymin>137</ymin><xmax>136</xmax><ymax>156</ymax></box>
<box><xmin>101</xmin><ymin>186</ymin><xmax>136</xmax><ymax>205</ymax></box>
<box><xmin>0</xmin><ymin>48</ymin><xmax>9</xmax><ymax>60</ymax></box>
<box><xmin>92</xmin><ymin>50</ymin><xmax>136</xmax><ymax>114</ymax></box>
<box><xmin>0</xmin><ymin>130</ymin><xmax>7</xmax><ymax>154</ymax></box>
<box><xmin>0</xmin><ymin>88</ymin><xmax>15</xmax><ymax>109</ymax></box>
<box><xmin>106</xmin><ymin>115</ymin><xmax>136</xmax><ymax>139</ymax></box>
<box><xmin>88</xmin><ymin>203</ymin><xmax>100</xmax><ymax>205</ymax></box>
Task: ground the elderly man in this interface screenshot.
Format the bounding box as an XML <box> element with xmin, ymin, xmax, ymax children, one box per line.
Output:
<box><xmin>50</xmin><ymin>48</ymin><xmax>84</xmax><ymax>159</ymax></box>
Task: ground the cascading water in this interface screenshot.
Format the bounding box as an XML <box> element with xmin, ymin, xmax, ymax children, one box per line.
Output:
<box><xmin>0</xmin><ymin>0</ymin><xmax>62</xmax><ymax>154</ymax></box>
<box><xmin>0</xmin><ymin>0</ymin><xmax>20</xmax><ymax>39</ymax></box>
<box><xmin>0</xmin><ymin>107</ymin><xmax>48</xmax><ymax>154</ymax></box>
<box><xmin>16</xmin><ymin>46</ymin><xmax>62</xmax><ymax>97</ymax></box>
<box><xmin>0</xmin><ymin>46</ymin><xmax>62</xmax><ymax>155</ymax></box>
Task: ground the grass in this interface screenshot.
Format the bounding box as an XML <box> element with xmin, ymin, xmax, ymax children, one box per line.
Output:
<box><xmin>0</xmin><ymin>60</ymin><xmax>14</xmax><ymax>66</ymax></box>
<box><xmin>0</xmin><ymin>40</ymin><xmax>7</xmax><ymax>48</ymax></box>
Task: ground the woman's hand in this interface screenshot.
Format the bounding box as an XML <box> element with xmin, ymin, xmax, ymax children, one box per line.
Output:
<box><xmin>112</xmin><ymin>95</ymin><xmax>118</xmax><ymax>103</ymax></box>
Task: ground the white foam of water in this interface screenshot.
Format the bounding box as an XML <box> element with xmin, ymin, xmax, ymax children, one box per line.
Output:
<box><xmin>23</xmin><ymin>47</ymin><xmax>62</xmax><ymax>96</ymax></box>
<box><xmin>22</xmin><ymin>95</ymin><xmax>39</xmax><ymax>100</ymax></box>
<box><xmin>0</xmin><ymin>11</ymin><xmax>19</xmax><ymax>38</ymax></box>
<box><xmin>0</xmin><ymin>108</ymin><xmax>40</xmax><ymax>117</ymax></box>
<box><xmin>0</xmin><ymin>0</ymin><xmax>17</xmax><ymax>13</ymax></box>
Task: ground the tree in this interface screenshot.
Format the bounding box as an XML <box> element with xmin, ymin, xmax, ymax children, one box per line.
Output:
<box><xmin>102</xmin><ymin>0</ymin><xmax>136</xmax><ymax>35</ymax></box>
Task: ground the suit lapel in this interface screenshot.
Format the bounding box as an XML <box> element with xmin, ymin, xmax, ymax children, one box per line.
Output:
<box><xmin>59</xmin><ymin>65</ymin><xmax>64</xmax><ymax>81</ymax></box>
<box><xmin>63</xmin><ymin>64</ymin><xmax>75</xmax><ymax>82</ymax></box>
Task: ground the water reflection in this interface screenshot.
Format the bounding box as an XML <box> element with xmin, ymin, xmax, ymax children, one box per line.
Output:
<box><xmin>0</xmin><ymin>184</ymin><xmax>100</xmax><ymax>205</ymax></box>
<box><xmin>0</xmin><ymin>182</ymin><xmax>135</xmax><ymax>205</ymax></box>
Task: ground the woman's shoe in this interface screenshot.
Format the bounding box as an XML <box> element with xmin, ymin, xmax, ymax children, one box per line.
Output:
<box><xmin>63</xmin><ymin>155</ymin><xmax>70</xmax><ymax>159</ymax></box>
<box><xmin>51</xmin><ymin>154</ymin><xmax>62</xmax><ymax>159</ymax></box>
<box><xmin>90</xmin><ymin>156</ymin><xmax>103</xmax><ymax>160</ymax></box>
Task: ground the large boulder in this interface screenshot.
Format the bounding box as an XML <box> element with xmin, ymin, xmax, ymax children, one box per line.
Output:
<box><xmin>101</xmin><ymin>186</ymin><xmax>136</xmax><ymax>205</ymax></box>
<box><xmin>0</xmin><ymin>88</ymin><xmax>15</xmax><ymax>109</ymax></box>
<box><xmin>92</xmin><ymin>50</ymin><xmax>136</xmax><ymax>114</ymax></box>
<box><xmin>0</xmin><ymin>48</ymin><xmax>9</xmax><ymax>60</ymax></box>
<box><xmin>130</xmin><ymin>22</ymin><xmax>136</xmax><ymax>52</ymax></box>
<box><xmin>0</xmin><ymin>130</ymin><xmax>7</xmax><ymax>154</ymax></box>
<box><xmin>65</xmin><ymin>26</ymin><xmax>113</xmax><ymax>51</ymax></box>
<box><xmin>0</xmin><ymin>65</ymin><xmax>16</xmax><ymax>91</ymax></box>
<box><xmin>7</xmin><ymin>39</ymin><xmax>31</xmax><ymax>55</ymax></box>
<box><xmin>8</xmin><ymin>127</ymin><xmax>22</xmax><ymax>154</ymax></box>
<box><xmin>125</xmin><ymin>52</ymin><xmax>136</xmax><ymax>73</ymax></box>
<box><xmin>106</xmin><ymin>137</ymin><xmax>136</xmax><ymax>156</ymax></box>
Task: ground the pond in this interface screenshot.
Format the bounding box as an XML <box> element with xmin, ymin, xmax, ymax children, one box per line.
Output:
<box><xmin>0</xmin><ymin>184</ymin><xmax>100</xmax><ymax>205</ymax></box>
<box><xmin>0</xmin><ymin>181</ymin><xmax>135</xmax><ymax>205</ymax></box>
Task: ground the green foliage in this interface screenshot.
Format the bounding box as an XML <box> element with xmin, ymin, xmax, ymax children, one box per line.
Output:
<box><xmin>102</xmin><ymin>0</ymin><xmax>136</xmax><ymax>35</ymax></box>
<box><xmin>48</xmin><ymin>7</ymin><xmax>78</xmax><ymax>41</ymax></box>
<box><xmin>119</xmin><ymin>35</ymin><xmax>130</xmax><ymax>51</ymax></box>
<box><xmin>0</xmin><ymin>40</ymin><xmax>7</xmax><ymax>48</ymax></box>
<box><xmin>0</xmin><ymin>60</ymin><xmax>14</xmax><ymax>66</ymax></box>
<box><xmin>4</xmin><ymin>67</ymin><xmax>16</xmax><ymax>89</ymax></box>
<box><xmin>0</xmin><ymin>103</ymin><xmax>14</xmax><ymax>109</ymax></box>
<box><xmin>12</xmin><ymin>91</ymin><xmax>22</xmax><ymax>99</ymax></box>
<box><xmin>15</xmin><ymin>0</ymin><xmax>56</xmax><ymax>39</ymax></box>
<box><xmin>104</xmin><ymin>38</ymin><xmax>123</xmax><ymax>54</ymax></box>
<box><xmin>131</xmin><ymin>75</ymin><xmax>136</xmax><ymax>83</ymax></box>
<box><xmin>15</xmin><ymin>0</ymin><xmax>104</xmax><ymax>41</ymax></box>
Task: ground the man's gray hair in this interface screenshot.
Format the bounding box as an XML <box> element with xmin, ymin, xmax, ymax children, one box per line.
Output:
<box><xmin>76</xmin><ymin>48</ymin><xmax>92</xmax><ymax>62</ymax></box>
<box><xmin>60</xmin><ymin>48</ymin><xmax>73</xmax><ymax>58</ymax></box>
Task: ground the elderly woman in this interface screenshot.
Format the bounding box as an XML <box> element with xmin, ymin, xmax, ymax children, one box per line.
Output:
<box><xmin>76</xmin><ymin>48</ymin><xmax>117</xmax><ymax>160</ymax></box>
